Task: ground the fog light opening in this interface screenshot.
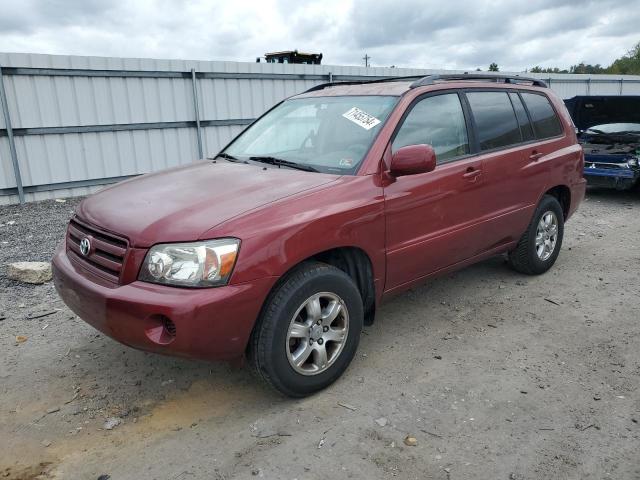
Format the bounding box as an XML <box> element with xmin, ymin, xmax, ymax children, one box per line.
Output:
<box><xmin>144</xmin><ymin>314</ymin><xmax>177</xmax><ymax>345</ymax></box>
<box><xmin>163</xmin><ymin>317</ymin><xmax>177</xmax><ymax>337</ymax></box>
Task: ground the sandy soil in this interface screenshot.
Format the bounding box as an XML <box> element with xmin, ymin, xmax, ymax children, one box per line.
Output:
<box><xmin>1</xmin><ymin>188</ymin><xmax>639</xmax><ymax>480</ymax></box>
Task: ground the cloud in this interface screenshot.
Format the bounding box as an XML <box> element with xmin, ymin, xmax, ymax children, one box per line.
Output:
<box><xmin>0</xmin><ymin>0</ymin><xmax>638</xmax><ymax>71</ymax></box>
<box><xmin>0</xmin><ymin>0</ymin><xmax>117</xmax><ymax>34</ymax></box>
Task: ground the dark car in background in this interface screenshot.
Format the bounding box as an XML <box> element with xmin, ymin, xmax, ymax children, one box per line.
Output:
<box><xmin>565</xmin><ymin>96</ymin><xmax>640</xmax><ymax>190</ymax></box>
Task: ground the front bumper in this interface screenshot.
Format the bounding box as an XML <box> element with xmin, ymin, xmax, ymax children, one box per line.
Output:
<box><xmin>52</xmin><ymin>245</ymin><xmax>276</xmax><ymax>361</ymax></box>
<box><xmin>583</xmin><ymin>161</ymin><xmax>640</xmax><ymax>190</ymax></box>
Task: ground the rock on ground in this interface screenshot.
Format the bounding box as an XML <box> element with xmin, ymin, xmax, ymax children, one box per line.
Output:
<box><xmin>7</xmin><ymin>262</ymin><xmax>52</xmax><ymax>284</ymax></box>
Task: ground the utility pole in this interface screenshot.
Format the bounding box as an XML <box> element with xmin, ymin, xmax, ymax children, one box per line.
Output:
<box><xmin>363</xmin><ymin>54</ymin><xmax>371</xmax><ymax>68</ymax></box>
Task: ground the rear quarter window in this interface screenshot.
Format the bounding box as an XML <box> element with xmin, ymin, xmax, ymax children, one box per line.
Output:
<box><xmin>521</xmin><ymin>92</ymin><xmax>563</xmax><ymax>139</ymax></box>
<box><xmin>509</xmin><ymin>92</ymin><xmax>535</xmax><ymax>142</ymax></box>
<box><xmin>466</xmin><ymin>91</ymin><xmax>521</xmax><ymax>151</ymax></box>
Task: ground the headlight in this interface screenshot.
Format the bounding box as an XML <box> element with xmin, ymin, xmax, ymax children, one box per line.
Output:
<box><xmin>628</xmin><ymin>157</ymin><xmax>639</xmax><ymax>168</ymax></box>
<box><xmin>139</xmin><ymin>239</ymin><xmax>240</xmax><ymax>287</ymax></box>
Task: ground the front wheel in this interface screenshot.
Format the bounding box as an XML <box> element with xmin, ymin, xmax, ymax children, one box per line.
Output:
<box><xmin>248</xmin><ymin>262</ymin><xmax>363</xmax><ymax>397</ymax></box>
<box><xmin>508</xmin><ymin>194</ymin><xmax>564</xmax><ymax>275</ymax></box>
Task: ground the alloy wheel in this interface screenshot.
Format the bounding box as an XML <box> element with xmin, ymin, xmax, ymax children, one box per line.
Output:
<box><xmin>286</xmin><ymin>292</ymin><xmax>349</xmax><ymax>376</ymax></box>
<box><xmin>535</xmin><ymin>211</ymin><xmax>559</xmax><ymax>261</ymax></box>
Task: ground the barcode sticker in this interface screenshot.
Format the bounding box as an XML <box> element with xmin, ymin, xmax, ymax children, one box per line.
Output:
<box><xmin>342</xmin><ymin>107</ymin><xmax>381</xmax><ymax>130</ymax></box>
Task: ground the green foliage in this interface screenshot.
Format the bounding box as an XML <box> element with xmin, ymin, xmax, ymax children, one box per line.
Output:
<box><xmin>530</xmin><ymin>66</ymin><xmax>569</xmax><ymax>74</ymax></box>
<box><xmin>569</xmin><ymin>62</ymin><xmax>606</xmax><ymax>74</ymax></box>
<box><xmin>527</xmin><ymin>41</ymin><xmax>640</xmax><ymax>75</ymax></box>
<box><xmin>608</xmin><ymin>43</ymin><xmax>640</xmax><ymax>74</ymax></box>
<box><xmin>488</xmin><ymin>62</ymin><xmax>499</xmax><ymax>72</ymax></box>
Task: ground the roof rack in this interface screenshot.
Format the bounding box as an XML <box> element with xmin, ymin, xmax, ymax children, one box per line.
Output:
<box><xmin>409</xmin><ymin>74</ymin><xmax>548</xmax><ymax>88</ymax></box>
<box><xmin>303</xmin><ymin>75</ymin><xmax>425</xmax><ymax>93</ymax></box>
<box><xmin>302</xmin><ymin>73</ymin><xmax>548</xmax><ymax>95</ymax></box>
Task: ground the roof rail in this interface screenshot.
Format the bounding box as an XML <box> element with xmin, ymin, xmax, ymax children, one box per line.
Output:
<box><xmin>303</xmin><ymin>75</ymin><xmax>425</xmax><ymax>93</ymax></box>
<box><xmin>410</xmin><ymin>73</ymin><xmax>548</xmax><ymax>88</ymax></box>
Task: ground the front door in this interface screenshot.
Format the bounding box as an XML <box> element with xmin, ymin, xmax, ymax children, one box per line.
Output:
<box><xmin>383</xmin><ymin>92</ymin><xmax>494</xmax><ymax>291</ymax></box>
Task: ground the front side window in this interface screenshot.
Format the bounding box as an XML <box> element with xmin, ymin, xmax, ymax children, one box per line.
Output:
<box><xmin>224</xmin><ymin>95</ymin><xmax>398</xmax><ymax>174</ymax></box>
<box><xmin>392</xmin><ymin>93</ymin><xmax>469</xmax><ymax>163</ymax></box>
<box><xmin>521</xmin><ymin>92</ymin><xmax>563</xmax><ymax>139</ymax></box>
<box><xmin>467</xmin><ymin>91</ymin><xmax>521</xmax><ymax>151</ymax></box>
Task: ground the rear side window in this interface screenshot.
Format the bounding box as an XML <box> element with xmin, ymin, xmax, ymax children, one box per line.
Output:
<box><xmin>466</xmin><ymin>92</ymin><xmax>521</xmax><ymax>150</ymax></box>
<box><xmin>509</xmin><ymin>93</ymin><xmax>535</xmax><ymax>141</ymax></box>
<box><xmin>520</xmin><ymin>93</ymin><xmax>563</xmax><ymax>139</ymax></box>
<box><xmin>392</xmin><ymin>93</ymin><xmax>469</xmax><ymax>163</ymax></box>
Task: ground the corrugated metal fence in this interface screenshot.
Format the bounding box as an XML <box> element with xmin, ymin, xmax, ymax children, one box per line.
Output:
<box><xmin>2</xmin><ymin>52</ymin><xmax>640</xmax><ymax>205</ymax></box>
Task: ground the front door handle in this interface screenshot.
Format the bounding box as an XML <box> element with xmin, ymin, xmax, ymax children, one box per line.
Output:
<box><xmin>462</xmin><ymin>167</ymin><xmax>482</xmax><ymax>181</ymax></box>
<box><xmin>529</xmin><ymin>151</ymin><xmax>544</xmax><ymax>161</ymax></box>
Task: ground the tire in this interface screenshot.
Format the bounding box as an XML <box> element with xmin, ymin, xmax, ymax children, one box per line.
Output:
<box><xmin>248</xmin><ymin>262</ymin><xmax>363</xmax><ymax>397</ymax></box>
<box><xmin>508</xmin><ymin>195</ymin><xmax>564</xmax><ymax>275</ymax></box>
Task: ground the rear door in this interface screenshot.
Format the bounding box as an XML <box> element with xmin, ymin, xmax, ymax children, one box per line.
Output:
<box><xmin>463</xmin><ymin>90</ymin><xmax>551</xmax><ymax>248</ymax></box>
<box><xmin>383</xmin><ymin>92</ymin><xmax>493</xmax><ymax>290</ymax></box>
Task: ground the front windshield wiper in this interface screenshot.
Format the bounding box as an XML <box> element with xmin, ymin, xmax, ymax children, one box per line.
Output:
<box><xmin>249</xmin><ymin>156</ymin><xmax>318</xmax><ymax>173</ymax></box>
<box><xmin>214</xmin><ymin>152</ymin><xmax>242</xmax><ymax>162</ymax></box>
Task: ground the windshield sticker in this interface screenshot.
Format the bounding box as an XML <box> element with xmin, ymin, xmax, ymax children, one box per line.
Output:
<box><xmin>342</xmin><ymin>107</ymin><xmax>381</xmax><ymax>130</ymax></box>
<box><xmin>339</xmin><ymin>158</ymin><xmax>353</xmax><ymax>167</ymax></box>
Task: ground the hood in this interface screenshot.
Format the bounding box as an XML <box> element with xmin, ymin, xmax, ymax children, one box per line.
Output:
<box><xmin>76</xmin><ymin>161</ymin><xmax>338</xmax><ymax>247</ymax></box>
<box><xmin>564</xmin><ymin>96</ymin><xmax>640</xmax><ymax>131</ymax></box>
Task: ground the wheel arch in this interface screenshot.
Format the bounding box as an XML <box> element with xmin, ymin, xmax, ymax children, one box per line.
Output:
<box><xmin>252</xmin><ymin>246</ymin><xmax>377</xmax><ymax>343</ymax></box>
<box><xmin>542</xmin><ymin>184</ymin><xmax>571</xmax><ymax>219</ymax></box>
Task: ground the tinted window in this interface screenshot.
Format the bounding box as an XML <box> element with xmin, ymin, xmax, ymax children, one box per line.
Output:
<box><xmin>467</xmin><ymin>91</ymin><xmax>521</xmax><ymax>150</ymax></box>
<box><xmin>521</xmin><ymin>93</ymin><xmax>563</xmax><ymax>139</ymax></box>
<box><xmin>509</xmin><ymin>92</ymin><xmax>535</xmax><ymax>141</ymax></box>
<box><xmin>392</xmin><ymin>94</ymin><xmax>469</xmax><ymax>162</ymax></box>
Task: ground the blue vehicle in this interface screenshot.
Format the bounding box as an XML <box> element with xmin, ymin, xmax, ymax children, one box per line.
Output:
<box><xmin>565</xmin><ymin>96</ymin><xmax>640</xmax><ymax>190</ymax></box>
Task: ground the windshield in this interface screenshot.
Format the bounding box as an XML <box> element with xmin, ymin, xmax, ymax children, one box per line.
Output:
<box><xmin>587</xmin><ymin>123</ymin><xmax>640</xmax><ymax>134</ymax></box>
<box><xmin>223</xmin><ymin>95</ymin><xmax>398</xmax><ymax>174</ymax></box>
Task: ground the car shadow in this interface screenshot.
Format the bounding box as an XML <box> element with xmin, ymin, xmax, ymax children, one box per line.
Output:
<box><xmin>586</xmin><ymin>185</ymin><xmax>640</xmax><ymax>203</ymax></box>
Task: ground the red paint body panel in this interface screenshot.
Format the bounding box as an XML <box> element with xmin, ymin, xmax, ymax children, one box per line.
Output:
<box><xmin>53</xmin><ymin>244</ymin><xmax>277</xmax><ymax>360</ymax></box>
<box><xmin>76</xmin><ymin>162</ymin><xmax>339</xmax><ymax>247</ymax></box>
<box><xmin>53</xmin><ymin>80</ymin><xmax>585</xmax><ymax>362</ymax></box>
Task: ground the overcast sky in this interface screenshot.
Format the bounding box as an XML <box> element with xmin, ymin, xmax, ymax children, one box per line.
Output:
<box><xmin>1</xmin><ymin>0</ymin><xmax>639</xmax><ymax>71</ymax></box>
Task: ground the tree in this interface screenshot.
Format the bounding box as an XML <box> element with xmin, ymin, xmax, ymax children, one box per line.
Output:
<box><xmin>488</xmin><ymin>62</ymin><xmax>499</xmax><ymax>72</ymax></box>
<box><xmin>530</xmin><ymin>66</ymin><xmax>569</xmax><ymax>74</ymax></box>
<box><xmin>525</xmin><ymin>41</ymin><xmax>640</xmax><ymax>75</ymax></box>
<box><xmin>608</xmin><ymin>42</ymin><xmax>640</xmax><ymax>74</ymax></box>
<box><xmin>569</xmin><ymin>62</ymin><xmax>606</xmax><ymax>74</ymax></box>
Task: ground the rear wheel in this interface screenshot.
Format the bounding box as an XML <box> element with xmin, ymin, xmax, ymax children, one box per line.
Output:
<box><xmin>508</xmin><ymin>195</ymin><xmax>564</xmax><ymax>275</ymax></box>
<box><xmin>249</xmin><ymin>262</ymin><xmax>363</xmax><ymax>397</ymax></box>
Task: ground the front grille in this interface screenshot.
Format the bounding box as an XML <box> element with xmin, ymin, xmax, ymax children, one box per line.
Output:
<box><xmin>588</xmin><ymin>161</ymin><xmax>629</xmax><ymax>170</ymax></box>
<box><xmin>66</xmin><ymin>217</ymin><xmax>128</xmax><ymax>283</ymax></box>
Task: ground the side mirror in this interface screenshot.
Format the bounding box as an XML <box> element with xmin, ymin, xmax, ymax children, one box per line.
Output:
<box><xmin>390</xmin><ymin>144</ymin><xmax>436</xmax><ymax>177</ymax></box>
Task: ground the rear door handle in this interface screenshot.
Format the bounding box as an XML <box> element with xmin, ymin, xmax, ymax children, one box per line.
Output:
<box><xmin>529</xmin><ymin>151</ymin><xmax>544</xmax><ymax>161</ymax></box>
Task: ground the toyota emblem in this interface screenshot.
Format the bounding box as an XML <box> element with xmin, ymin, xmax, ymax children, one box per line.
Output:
<box><xmin>79</xmin><ymin>237</ymin><xmax>91</xmax><ymax>256</ymax></box>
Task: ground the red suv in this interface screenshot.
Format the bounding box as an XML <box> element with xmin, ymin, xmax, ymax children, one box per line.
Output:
<box><xmin>53</xmin><ymin>74</ymin><xmax>586</xmax><ymax>397</ymax></box>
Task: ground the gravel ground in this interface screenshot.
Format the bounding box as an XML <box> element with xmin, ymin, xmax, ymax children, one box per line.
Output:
<box><xmin>1</xmin><ymin>189</ymin><xmax>639</xmax><ymax>480</ymax></box>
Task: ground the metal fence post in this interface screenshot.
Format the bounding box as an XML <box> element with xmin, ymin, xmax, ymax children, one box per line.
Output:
<box><xmin>0</xmin><ymin>65</ymin><xmax>25</xmax><ymax>204</ymax></box>
<box><xmin>620</xmin><ymin>78</ymin><xmax>624</xmax><ymax>95</ymax></box>
<box><xmin>190</xmin><ymin>68</ymin><xmax>204</xmax><ymax>160</ymax></box>
<box><xmin>328</xmin><ymin>71</ymin><xmax>333</xmax><ymax>83</ymax></box>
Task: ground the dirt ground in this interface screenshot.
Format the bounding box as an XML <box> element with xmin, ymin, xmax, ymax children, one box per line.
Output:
<box><xmin>1</xmin><ymin>188</ymin><xmax>639</xmax><ymax>480</ymax></box>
